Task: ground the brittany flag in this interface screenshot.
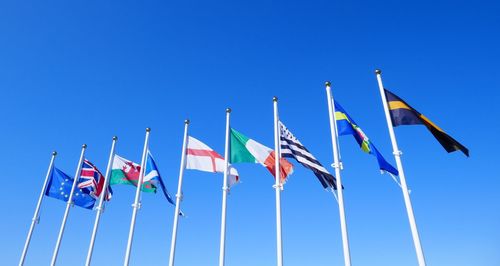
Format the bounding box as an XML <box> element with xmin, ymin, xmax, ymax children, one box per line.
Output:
<box><xmin>186</xmin><ymin>136</ymin><xmax>240</xmax><ymax>187</ymax></box>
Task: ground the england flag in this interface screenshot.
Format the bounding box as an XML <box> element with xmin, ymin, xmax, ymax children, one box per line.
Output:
<box><xmin>186</xmin><ymin>136</ymin><xmax>240</xmax><ymax>187</ymax></box>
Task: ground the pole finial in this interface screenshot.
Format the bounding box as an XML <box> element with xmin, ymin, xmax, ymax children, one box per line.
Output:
<box><xmin>226</xmin><ymin>108</ymin><xmax>232</xmax><ymax>113</ymax></box>
<box><xmin>375</xmin><ymin>69</ymin><xmax>382</xmax><ymax>75</ymax></box>
<box><xmin>146</xmin><ymin>127</ymin><xmax>151</xmax><ymax>132</ymax></box>
<box><xmin>82</xmin><ymin>144</ymin><xmax>87</xmax><ymax>148</ymax></box>
<box><xmin>52</xmin><ymin>151</ymin><xmax>57</xmax><ymax>156</ymax></box>
<box><xmin>113</xmin><ymin>136</ymin><xmax>118</xmax><ymax>141</ymax></box>
<box><xmin>273</xmin><ymin>96</ymin><xmax>278</xmax><ymax>102</ymax></box>
<box><xmin>185</xmin><ymin>119</ymin><xmax>190</xmax><ymax>124</ymax></box>
<box><xmin>325</xmin><ymin>81</ymin><xmax>331</xmax><ymax>87</ymax></box>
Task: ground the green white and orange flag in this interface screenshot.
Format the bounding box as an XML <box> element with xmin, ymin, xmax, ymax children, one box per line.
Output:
<box><xmin>230</xmin><ymin>128</ymin><xmax>293</xmax><ymax>184</ymax></box>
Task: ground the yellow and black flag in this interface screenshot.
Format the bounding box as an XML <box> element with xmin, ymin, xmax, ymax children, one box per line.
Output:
<box><xmin>384</xmin><ymin>88</ymin><xmax>469</xmax><ymax>157</ymax></box>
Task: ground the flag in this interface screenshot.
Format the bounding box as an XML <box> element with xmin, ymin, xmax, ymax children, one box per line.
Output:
<box><xmin>81</xmin><ymin>159</ymin><xmax>112</xmax><ymax>201</ymax></box>
<box><xmin>45</xmin><ymin>167</ymin><xmax>97</xmax><ymax>209</ymax></box>
<box><xmin>110</xmin><ymin>155</ymin><xmax>157</xmax><ymax>193</ymax></box>
<box><xmin>279</xmin><ymin>121</ymin><xmax>338</xmax><ymax>189</ymax></box>
<box><xmin>145</xmin><ymin>151</ymin><xmax>176</xmax><ymax>206</ymax></box>
<box><xmin>334</xmin><ymin>101</ymin><xmax>399</xmax><ymax>176</ymax></box>
<box><xmin>186</xmin><ymin>136</ymin><xmax>240</xmax><ymax>187</ymax></box>
<box><xmin>230</xmin><ymin>128</ymin><xmax>293</xmax><ymax>184</ymax></box>
<box><xmin>110</xmin><ymin>153</ymin><xmax>176</xmax><ymax>205</ymax></box>
<box><xmin>385</xmin><ymin>89</ymin><xmax>469</xmax><ymax>156</ymax></box>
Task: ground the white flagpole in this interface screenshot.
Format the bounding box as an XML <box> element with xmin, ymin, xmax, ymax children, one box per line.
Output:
<box><xmin>168</xmin><ymin>119</ymin><xmax>190</xmax><ymax>266</ymax></box>
<box><xmin>123</xmin><ymin>128</ymin><xmax>151</xmax><ymax>266</ymax></box>
<box><xmin>325</xmin><ymin>82</ymin><xmax>352</xmax><ymax>266</ymax></box>
<box><xmin>85</xmin><ymin>136</ymin><xmax>118</xmax><ymax>266</ymax></box>
<box><xmin>375</xmin><ymin>69</ymin><xmax>426</xmax><ymax>266</ymax></box>
<box><xmin>219</xmin><ymin>108</ymin><xmax>231</xmax><ymax>266</ymax></box>
<box><xmin>19</xmin><ymin>151</ymin><xmax>57</xmax><ymax>266</ymax></box>
<box><xmin>272</xmin><ymin>97</ymin><xmax>284</xmax><ymax>266</ymax></box>
<box><xmin>50</xmin><ymin>144</ymin><xmax>87</xmax><ymax>266</ymax></box>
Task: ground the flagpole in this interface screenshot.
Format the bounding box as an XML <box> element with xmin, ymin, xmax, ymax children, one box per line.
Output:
<box><xmin>375</xmin><ymin>69</ymin><xmax>426</xmax><ymax>266</ymax></box>
<box><xmin>325</xmin><ymin>82</ymin><xmax>352</xmax><ymax>266</ymax></box>
<box><xmin>85</xmin><ymin>136</ymin><xmax>117</xmax><ymax>266</ymax></box>
<box><xmin>19</xmin><ymin>151</ymin><xmax>57</xmax><ymax>266</ymax></box>
<box><xmin>219</xmin><ymin>108</ymin><xmax>231</xmax><ymax>266</ymax></box>
<box><xmin>273</xmin><ymin>97</ymin><xmax>284</xmax><ymax>266</ymax></box>
<box><xmin>168</xmin><ymin>119</ymin><xmax>190</xmax><ymax>266</ymax></box>
<box><xmin>124</xmin><ymin>128</ymin><xmax>151</xmax><ymax>266</ymax></box>
<box><xmin>50</xmin><ymin>144</ymin><xmax>87</xmax><ymax>266</ymax></box>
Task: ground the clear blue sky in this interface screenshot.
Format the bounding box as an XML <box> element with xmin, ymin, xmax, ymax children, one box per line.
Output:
<box><xmin>2</xmin><ymin>0</ymin><xmax>499</xmax><ymax>265</ymax></box>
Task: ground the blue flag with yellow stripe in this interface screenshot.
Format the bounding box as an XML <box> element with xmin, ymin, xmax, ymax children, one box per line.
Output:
<box><xmin>334</xmin><ymin>100</ymin><xmax>399</xmax><ymax>176</ymax></box>
<box><xmin>384</xmin><ymin>89</ymin><xmax>469</xmax><ymax>157</ymax></box>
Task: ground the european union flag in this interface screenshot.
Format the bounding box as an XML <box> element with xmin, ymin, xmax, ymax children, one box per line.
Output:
<box><xmin>334</xmin><ymin>100</ymin><xmax>399</xmax><ymax>176</ymax></box>
<box><xmin>45</xmin><ymin>167</ymin><xmax>97</xmax><ymax>209</ymax></box>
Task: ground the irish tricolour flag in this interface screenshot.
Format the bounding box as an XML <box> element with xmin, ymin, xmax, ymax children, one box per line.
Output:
<box><xmin>230</xmin><ymin>128</ymin><xmax>293</xmax><ymax>183</ymax></box>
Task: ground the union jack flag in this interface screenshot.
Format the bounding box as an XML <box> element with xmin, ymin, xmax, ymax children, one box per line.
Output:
<box><xmin>79</xmin><ymin>159</ymin><xmax>112</xmax><ymax>201</ymax></box>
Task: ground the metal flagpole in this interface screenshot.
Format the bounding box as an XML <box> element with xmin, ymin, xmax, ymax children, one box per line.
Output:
<box><xmin>50</xmin><ymin>144</ymin><xmax>87</xmax><ymax>266</ymax></box>
<box><xmin>325</xmin><ymin>82</ymin><xmax>352</xmax><ymax>266</ymax></box>
<box><xmin>123</xmin><ymin>128</ymin><xmax>151</xmax><ymax>266</ymax></box>
<box><xmin>85</xmin><ymin>136</ymin><xmax>118</xmax><ymax>266</ymax></box>
<box><xmin>168</xmin><ymin>119</ymin><xmax>190</xmax><ymax>266</ymax></box>
<box><xmin>272</xmin><ymin>97</ymin><xmax>284</xmax><ymax>266</ymax></box>
<box><xmin>219</xmin><ymin>108</ymin><xmax>231</xmax><ymax>266</ymax></box>
<box><xmin>19</xmin><ymin>151</ymin><xmax>57</xmax><ymax>266</ymax></box>
<box><xmin>375</xmin><ymin>69</ymin><xmax>426</xmax><ymax>266</ymax></box>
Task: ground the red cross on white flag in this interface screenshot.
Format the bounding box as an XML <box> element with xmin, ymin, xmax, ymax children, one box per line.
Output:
<box><xmin>186</xmin><ymin>136</ymin><xmax>239</xmax><ymax>186</ymax></box>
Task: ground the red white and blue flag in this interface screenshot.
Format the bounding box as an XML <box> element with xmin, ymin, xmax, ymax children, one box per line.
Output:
<box><xmin>79</xmin><ymin>159</ymin><xmax>112</xmax><ymax>201</ymax></box>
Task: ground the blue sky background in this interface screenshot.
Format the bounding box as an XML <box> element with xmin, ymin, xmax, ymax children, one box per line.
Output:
<box><xmin>1</xmin><ymin>0</ymin><xmax>499</xmax><ymax>265</ymax></box>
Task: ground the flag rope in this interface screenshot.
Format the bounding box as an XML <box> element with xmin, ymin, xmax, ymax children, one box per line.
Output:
<box><xmin>330</xmin><ymin>188</ymin><xmax>339</xmax><ymax>203</ymax></box>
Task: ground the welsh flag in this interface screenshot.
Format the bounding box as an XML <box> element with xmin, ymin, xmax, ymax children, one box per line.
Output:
<box><xmin>109</xmin><ymin>154</ymin><xmax>157</xmax><ymax>193</ymax></box>
<box><xmin>230</xmin><ymin>128</ymin><xmax>293</xmax><ymax>184</ymax></box>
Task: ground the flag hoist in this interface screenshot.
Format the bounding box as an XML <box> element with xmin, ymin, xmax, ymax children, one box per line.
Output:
<box><xmin>19</xmin><ymin>151</ymin><xmax>57</xmax><ymax>266</ymax></box>
<box><xmin>86</xmin><ymin>136</ymin><xmax>117</xmax><ymax>266</ymax></box>
<box><xmin>124</xmin><ymin>128</ymin><xmax>151</xmax><ymax>266</ymax></box>
<box><xmin>273</xmin><ymin>97</ymin><xmax>284</xmax><ymax>266</ymax></box>
<box><xmin>51</xmin><ymin>144</ymin><xmax>87</xmax><ymax>266</ymax></box>
<box><xmin>219</xmin><ymin>108</ymin><xmax>231</xmax><ymax>266</ymax></box>
<box><xmin>169</xmin><ymin>120</ymin><xmax>190</xmax><ymax>266</ymax></box>
<box><xmin>374</xmin><ymin>69</ymin><xmax>426</xmax><ymax>266</ymax></box>
<box><xmin>325</xmin><ymin>82</ymin><xmax>352</xmax><ymax>266</ymax></box>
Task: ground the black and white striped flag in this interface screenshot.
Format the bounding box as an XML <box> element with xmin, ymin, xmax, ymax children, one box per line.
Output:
<box><xmin>279</xmin><ymin>121</ymin><xmax>338</xmax><ymax>190</ymax></box>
